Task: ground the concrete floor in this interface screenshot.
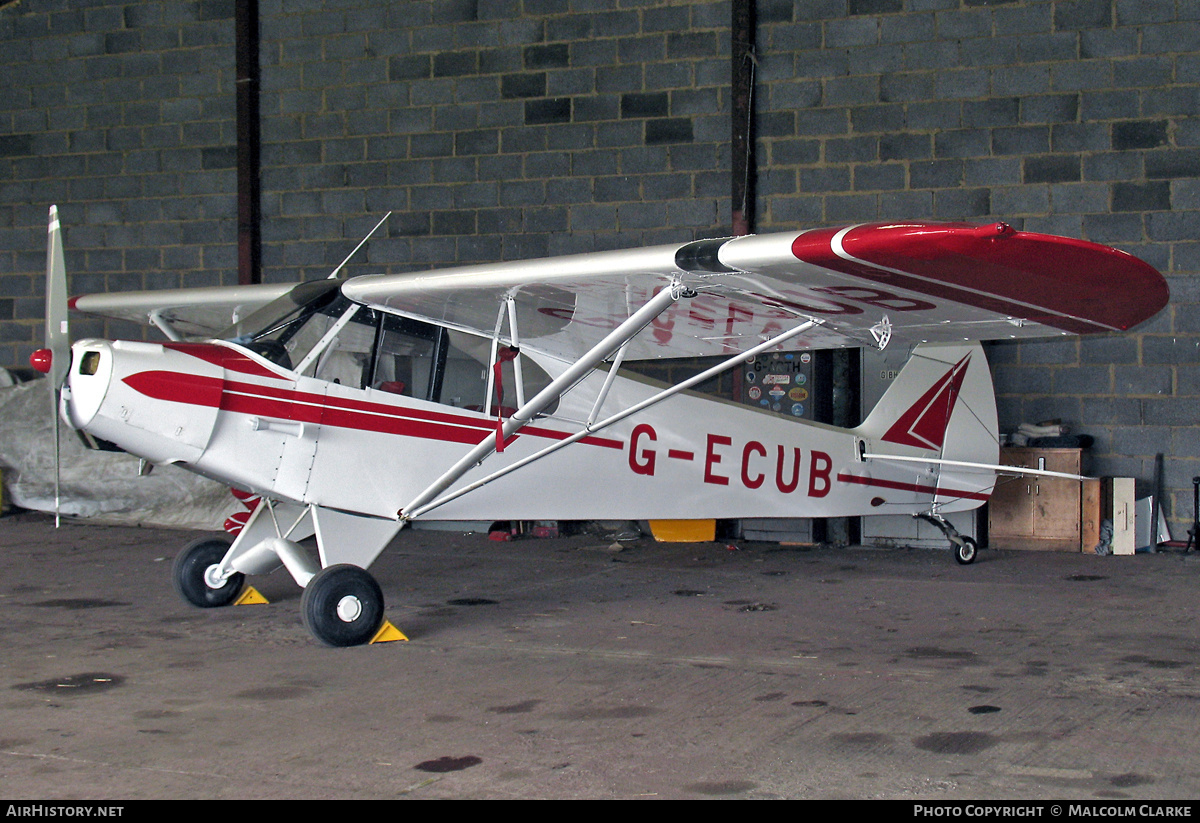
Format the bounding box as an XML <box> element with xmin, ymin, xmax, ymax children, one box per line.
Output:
<box><xmin>2</xmin><ymin>511</ymin><xmax>1200</xmax><ymax>799</ymax></box>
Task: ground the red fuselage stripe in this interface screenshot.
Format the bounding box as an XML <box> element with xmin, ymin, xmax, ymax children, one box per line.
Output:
<box><xmin>836</xmin><ymin>472</ymin><xmax>990</xmax><ymax>502</ymax></box>
<box><xmin>122</xmin><ymin>370</ymin><xmax>623</xmax><ymax>450</ymax></box>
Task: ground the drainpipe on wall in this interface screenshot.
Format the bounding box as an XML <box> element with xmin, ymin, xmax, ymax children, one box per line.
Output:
<box><xmin>236</xmin><ymin>0</ymin><xmax>262</xmax><ymax>285</ymax></box>
<box><xmin>731</xmin><ymin>0</ymin><xmax>756</xmax><ymax>237</ymax></box>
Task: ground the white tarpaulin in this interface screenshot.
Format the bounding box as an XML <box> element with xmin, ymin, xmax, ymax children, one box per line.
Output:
<box><xmin>0</xmin><ymin>376</ymin><xmax>238</xmax><ymax>529</ymax></box>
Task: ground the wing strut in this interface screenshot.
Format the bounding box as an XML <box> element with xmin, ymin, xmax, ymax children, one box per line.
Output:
<box><xmin>484</xmin><ymin>294</ymin><xmax>527</xmax><ymax>417</ymax></box>
<box><xmin>484</xmin><ymin>300</ymin><xmax>506</xmax><ymax>416</ymax></box>
<box><xmin>399</xmin><ymin>283</ymin><xmax>690</xmax><ymax>519</ymax></box>
<box><xmin>148</xmin><ymin>310</ymin><xmax>185</xmax><ymax>342</ymax></box>
<box><xmin>860</xmin><ymin>451</ymin><xmax>1088</xmax><ymax>482</ymax></box>
<box><xmin>588</xmin><ymin>339</ymin><xmax>630</xmax><ymax>426</ymax></box>
<box><xmin>402</xmin><ymin>314</ymin><xmax>824</xmax><ymax>521</ymax></box>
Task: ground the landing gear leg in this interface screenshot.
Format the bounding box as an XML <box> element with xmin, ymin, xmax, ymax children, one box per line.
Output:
<box><xmin>916</xmin><ymin>512</ymin><xmax>978</xmax><ymax>565</ymax></box>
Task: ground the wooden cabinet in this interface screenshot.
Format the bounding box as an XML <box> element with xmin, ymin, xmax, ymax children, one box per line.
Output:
<box><xmin>987</xmin><ymin>448</ymin><xmax>1085</xmax><ymax>551</ymax></box>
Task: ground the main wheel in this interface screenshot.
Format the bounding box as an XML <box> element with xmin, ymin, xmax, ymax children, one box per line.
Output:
<box><xmin>173</xmin><ymin>537</ymin><xmax>245</xmax><ymax>608</ymax></box>
<box><xmin>954</xmin><ymin>536</ymin><xmax>979</xmax><ymax>565</ymax></box>
<box><xmin>301</xmin><ymin>564</ymin><xmax>385</xmax><ymax>647</ymax></box>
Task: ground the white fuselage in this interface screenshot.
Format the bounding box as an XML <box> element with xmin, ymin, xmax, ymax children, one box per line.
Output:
<box><xmin>62</xmin><ymin>333</ymin><xmax>995</xmax><ymax>525</ymax></box>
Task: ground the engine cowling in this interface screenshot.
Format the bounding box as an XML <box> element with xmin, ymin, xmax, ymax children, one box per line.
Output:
<box><xmin>62</xmin><ymin>339</ymin><xmax>222</xmax><ymax>466</ymax></box>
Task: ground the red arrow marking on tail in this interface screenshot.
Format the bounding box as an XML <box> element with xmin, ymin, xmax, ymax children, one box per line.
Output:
<box><xmin>881</xmin><ymin>354</ymin><xmax>971</xmax><ymax>451</ymax></box>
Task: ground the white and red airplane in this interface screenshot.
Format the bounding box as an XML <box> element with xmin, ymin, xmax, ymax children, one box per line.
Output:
<box><xmin>30</xmin><ymin>207</ymin><xmax>1168</xmax><ymax>646</ymax></box>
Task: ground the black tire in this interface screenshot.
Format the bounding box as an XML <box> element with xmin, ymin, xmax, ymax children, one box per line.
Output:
<box><xmin>955</xmin><ymin>536</ymin><xmax>979</xmax><ymax>565</ymax></box>
<box><xmin>301</xmin><ymin>564</ymin><xmax>385</xmax><ymax>647</ymax></box>
<box><xmin>172</xmin><ymin>537</ymin><xmax>244</xmax><ymax>608</ymax></box>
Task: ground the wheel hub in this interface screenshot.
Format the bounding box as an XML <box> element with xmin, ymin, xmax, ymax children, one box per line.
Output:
<box><xmin>336</xmin><ymin>595</ymin><xmax>363</xmax><ymax>623</ymax></box>
<box><xmin>203</xmin><ymin>564</ymin><xmax>229</xmax><ymax>590</ymax></box>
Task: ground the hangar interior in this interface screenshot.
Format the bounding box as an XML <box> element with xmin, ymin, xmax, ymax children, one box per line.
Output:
<box><xmin>0</xmin><ymin>0</ymin><xmax>1196</xmax><ymax>548</ymax></box>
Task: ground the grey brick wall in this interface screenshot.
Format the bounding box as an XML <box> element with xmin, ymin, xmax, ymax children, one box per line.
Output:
<box><xmin>256</xmin><ymin>0</ymin><xmax>730</xmax><ymax>283</ymax></box>
<box><xmin>0</xmin><ymin>0</ymin><xmax>238</xmax><ymax>345</ymax></box>
<box><xmin>755</xmin><ymin>0</ymin><xmax>1200</xmax><ymax>534</ymax></box>
<box><xmin>2</xmin><ymin>0</ymin><xmax>1199</xmax><ymax>536</ymax></box>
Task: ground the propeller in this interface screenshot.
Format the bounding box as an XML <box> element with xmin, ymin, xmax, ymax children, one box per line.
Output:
<box><xmin>30</xmin><ymin>205</ymin><xmax>69</xmax><ymax>526</ymax></box>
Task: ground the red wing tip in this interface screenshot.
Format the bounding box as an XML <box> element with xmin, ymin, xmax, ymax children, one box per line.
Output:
<box><xmin>67</xmin><ymin>296</ymin><xmax>79</xmax><ymax>311</ymax></box>
<box><xmin>796</xmin><ymin>221</ymin><xmax>1169</xmax><ymax>334</ymax></box>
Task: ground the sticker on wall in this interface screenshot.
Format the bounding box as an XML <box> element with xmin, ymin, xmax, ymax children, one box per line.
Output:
<box><xmin>740</xmin><ymin>350</ymin><xmax>815</xmax><ymax>421</ymax></box>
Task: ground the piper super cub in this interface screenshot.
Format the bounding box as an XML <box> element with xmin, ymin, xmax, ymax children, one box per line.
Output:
<box><xmin>31</xmin><ymin>207</ymin><xmax>1169</xmax><ymax>646</ymax></box>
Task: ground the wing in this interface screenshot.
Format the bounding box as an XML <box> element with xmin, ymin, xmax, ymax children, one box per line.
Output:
<box><xmin>341</xmin><ymin>221</ymin><xmax>1169</xmax><ymax>362</ymax></box>
<box><xmin>70</xmin><ymin>282</ymin><xmax>297</xmax><ymax>338</ymax></box>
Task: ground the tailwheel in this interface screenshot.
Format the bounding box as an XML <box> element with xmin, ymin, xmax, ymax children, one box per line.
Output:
<box><xmin>173</xmin><ymin>536</ymin><xmax>245</xmax><ymax>608</ymax></box>
<box><xmin>954</xmin><ymin>535</ymin><xmax>979</xmax><ymax>565</ymax></box>
<box><xmin>915</xmin><ymin>512</ymin><xmax>980</xmax><ymax>566</ymax></box>
<box><xmin>301</xmin><ymin>564</ymin><xmax>385</xmax><ymax>647</ymax></box>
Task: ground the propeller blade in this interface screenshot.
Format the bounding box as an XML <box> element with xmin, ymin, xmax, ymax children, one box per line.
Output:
<box><xmin>45</xmin><ymin>204</ymin><xmax>70</xmax><ymax>390</ymax></box>
<box><xmin>44</xmin><ymin>205</ymin><xmax>69</xmax><ymax>528</ymax></box>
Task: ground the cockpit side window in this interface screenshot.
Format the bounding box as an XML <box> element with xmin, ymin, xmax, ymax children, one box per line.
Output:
<box><xmin>309</xmin><ymin>307</ymin><xmax>377</xmax><ymax>389</ymax></box>
<box><xmin>370</xmin><ymin>315</ymin><xmax>440</xmax><ymax>399</ymax></box>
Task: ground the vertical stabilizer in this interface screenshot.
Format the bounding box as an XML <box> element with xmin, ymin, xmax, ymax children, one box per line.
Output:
<box><xmin>856</xmin><ymin>342</ymin><xmax>999</xmax><ymax>509</ymax></box>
